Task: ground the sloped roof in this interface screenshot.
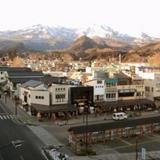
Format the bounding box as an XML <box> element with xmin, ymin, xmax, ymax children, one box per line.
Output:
<box><xmin>7</xmin><ymin>70</ymin><xmax>44</xmax><ymax>77</ymax></box>
<box><xmin>93</xmin><ymin>71</ymin><xmax>108</xmax><ymax>79</ymax></box>
<box><xmin>21</xmin><ymin>80</ymin><xmax>43</xmax><ymax>88</ymax></box>
<box><xmin>113</xmin><ymin>72</ymin><xmax>130</xmax><ymax>79</ymax></box>
<box><xmin>68</xmin><ymin>115</ymin><xmax>160</xmax><ymax>134</ymax></box>
<box><xmin>0</xmin><ymin>66</ymin><xmax>31</xmax><ymax>72</ymax></box>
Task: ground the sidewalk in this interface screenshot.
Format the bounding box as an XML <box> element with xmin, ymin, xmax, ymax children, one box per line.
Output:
<box><xmin>1</xmin><ymin>95</ymin><xmax>38</xmax><ymax>125</ymax></box>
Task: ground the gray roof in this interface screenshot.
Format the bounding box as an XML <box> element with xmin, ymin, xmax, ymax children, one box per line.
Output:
<box><xmin>0</xmin><ymin>66</ymin><xmax>31</xmax><ymax>72</ymax></box>
<box><xmin>21</xmin><ymin>80</ymin><xmax>43</xmax><ymax>88</ymax></box>
<box><xmin>68</xmin><ymin>115</ymin><xmax>160</xmax><ymax>134</ymax></box>
<box><xmin>94</xmin><ymin>71</ymin><xmax>108</xmax><ymax>79</ymax></box>
<box><xmin>7</xmin><ymin>70</ymin><xmax>44</xmax><ymax>77</ymax></box>
<box><xmin>9</xmin><ymin>77</ymin><xmax>43</xmax><ymax>85</ymax></box>
<box><xmin>113</xmin><ymin>72</ymin><xmax>130</xmax><ymax>79</ymax></box>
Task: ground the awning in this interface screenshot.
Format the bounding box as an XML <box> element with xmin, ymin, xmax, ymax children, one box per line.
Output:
<box><xmin>95</xmin><ymin>99</ymin><xmax>155</xmax><ymax>109</ymax></box>
<box><xmin>31</xmin><ymin>103</ymin><xmax>77</xmax><ymax>113</ymax></box>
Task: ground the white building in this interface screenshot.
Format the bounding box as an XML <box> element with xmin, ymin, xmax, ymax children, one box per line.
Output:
<box><xmin>84</xmin><ymin>77</ymin><xmax>145</xmax><ymax>103</ymax></box>
<box><xmin>19</xmin><ymin>80</ymin><xmax>50</xmax><ymax>106</ymax></box>
<box><xmin>135</xmin><ymin>67</ymin><xmax>160</xmax><ymax>100</ymax></box>
<box><xmin>84</xmin><ymin>79</ymin><xmax>105</xmax><ymax>102</ymax></box>
<box><xmin>48</xmin><ymin>84</ymin><xmax>70</xmax><ymax>105</ymax></box>
<box><xmin>144</xmin><ymin>73</ymin><xmax>160</xmax><ymax>100</ymax></box>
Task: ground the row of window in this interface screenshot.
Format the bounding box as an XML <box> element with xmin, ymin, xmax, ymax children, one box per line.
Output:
<box><xmin>55</xmin><ymin>94</ymin><xmax>65</xmax><ymax>99</ymax></box>
<box><xmin>145</xmin><ymin>87</ymin><xmax>154</xmax><ymax>92</ymax></box>
<box><xmin>95</xmin><ymin>86</ymin><xmax>104</xmax><ymax>88</ymax></box>
<box><xmin>106</xmin><ymin>83</ymin><xmax>116</xmax><ymax>87</ymax></box>
<box><xmin>106</xmin><ymin>93</ymin><xmax>116</xmax><ymax>98</ymax></box>
<box><xmin>56</xmin><ymin>99</ymin><xmax>65</xmax><ymax>102</ymax></box>
<box><xmin>35</xmin><ymin>96</ymin><xmax>44</xmax><ymax>99</ymax></box>
<box><xmin>55</xmin><ymin>88</ymin><xmax>65</xmax><ymax>91</ymax></box>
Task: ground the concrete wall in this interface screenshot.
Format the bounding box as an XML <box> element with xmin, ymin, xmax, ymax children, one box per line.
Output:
<box><xmin>0</xmin><ymin>71</ymin><xmax>7</xmax><ymax>83</ymax></box>
<box><xmin>18</xmin><ymin>87</ymin><xmax>50</xmax><ymax>106</ymax></box>
<box><xmin>85</xmin><ymin>80</ymin><xmax>105</xmax><ymax>101</ymax></box>
<box><xmin>49</xmin><ymin>84</ymin><xmax>70</xmax><ymax>105</ymax></box>
<box><xmin>30</xmin><ymin>90</ymin><xmax>50</xmax><ymax>106</ymax></box>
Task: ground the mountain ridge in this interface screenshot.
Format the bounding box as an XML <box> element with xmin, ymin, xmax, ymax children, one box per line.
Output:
<box><xmin>0</xmin><ymin>24</ymin><xmax>158</xmax><ymax>51</ymax></box>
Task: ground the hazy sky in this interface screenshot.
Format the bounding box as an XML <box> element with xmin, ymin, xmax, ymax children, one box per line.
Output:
<box><xmin>0</xmin><ymin>0</ymin><xmax>160</xmax><ymax>37</ymax></box>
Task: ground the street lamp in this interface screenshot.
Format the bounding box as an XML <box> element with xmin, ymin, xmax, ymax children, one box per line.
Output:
<box><xmin>135</xmin><ymin>133</ymin><xmax>139</xmax><ymax>160</ymax></box>
<box><xmin>14</xmin><ymin>96</ymin><xmax>19</xmax><ymax>115</ymax></box>
<box><xmin>83</xmin><ymin>104</ymin><xmax>89</xmax><ymax>154</ymax></box>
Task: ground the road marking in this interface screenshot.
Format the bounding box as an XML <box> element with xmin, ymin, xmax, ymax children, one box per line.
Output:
<box><xmin>10</xmin><ymin>115</ymin><xmax>14</xmax><ymax>119</ymax></box>
<box><xmin>6</xmin><ymin>115</ymin><xmax>10</xmax><ymax>119</ymax></box>
<box><xmin>0</xmin><ymin>114</ymin><xmax>16</xmax><ymax>120</ymax></box>
<box><xmin>3</xmin><ymin>115</ymin><xmax>7</xmax><ymax>120</ymax></box>
<box><xmin>117</xmin><ymin>138</ymin><xmax>133</xmax><ymax>145</ymax></box>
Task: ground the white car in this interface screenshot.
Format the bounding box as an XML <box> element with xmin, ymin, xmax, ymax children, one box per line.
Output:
<box><xmin>112</xmin><ymin>112</ymin><xmax>128</xmax><ymax>120</ymax></box>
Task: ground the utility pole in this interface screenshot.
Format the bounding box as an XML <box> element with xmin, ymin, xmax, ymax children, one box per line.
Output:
<box><xmin>83</xmin><ymin>103</ymin><xmax>89</xmax><ymax>154</ymax></box>
<box><xmin>136</xmin><ymin>135</ymin><xmax>138</xmax><ymax>160</ymax></box>
<box><xmin>14</xmin><ymin>96</ymin><xmax>18</xmax><ymax>115</ymax></box>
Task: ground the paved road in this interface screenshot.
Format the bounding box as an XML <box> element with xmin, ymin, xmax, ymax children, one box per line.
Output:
<box><xmin>0</xmin><ymin>101</ymin><xmax>45</xmax><ymax>160</ymax></box>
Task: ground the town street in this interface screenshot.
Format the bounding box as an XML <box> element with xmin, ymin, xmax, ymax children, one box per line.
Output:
<box><xmin>0</xmin><ymin>102</ymin><xmax>45</xmax><ymax>160</ymax></box>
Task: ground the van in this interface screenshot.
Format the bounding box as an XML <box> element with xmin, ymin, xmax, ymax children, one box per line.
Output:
<box><xmin>112</xmin><ymin>112</ymin><xmax>128</xmax><ymax>120</ymax></box>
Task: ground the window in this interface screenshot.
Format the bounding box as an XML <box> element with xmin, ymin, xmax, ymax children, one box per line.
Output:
<box><xmin>106</xmin><ymin>93</ymin><xmax>116</xmax><ymax>99</ymax></box>
<box><xmin>145</xmin><ymin>87</ymin><xmax>150</xmax><ymax>92</ymax></box>
<box><xmin>106</xmin><ymin>82</ymin><xmax>116</xmax><ymax>87</ymax></box>
<box><xmin>35</xmin><ymin>96</ymin><xmax>44</xmax><ymax>99</ymax></box>
<box><xmin>1</xmin><ymin>77</ymin><xmax>4</xmax><ymax>80</ymax></box>
<box><xmin>152</xmin><ymin>87</ymin><xmax>154</xmax><ymax>92</ymax></box>
<box><xmin>97</xmin><ymin>80</ymin><xmax>102</xmax><ymax>84</ymax></box>
<box><xmin>55</xmin><ymin>94</ymin><xmax>65</xmax><ymax>102</ymax></box>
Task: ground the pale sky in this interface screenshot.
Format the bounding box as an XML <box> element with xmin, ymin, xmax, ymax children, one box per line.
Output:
<box><xmin>0</xmin><ymin>0</ymin><xmax>160</xmax><ymax>37</ymax></box>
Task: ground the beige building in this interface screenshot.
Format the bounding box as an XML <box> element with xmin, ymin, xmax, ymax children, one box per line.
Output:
<box><xmin>48</xmin><ymin>84</ymin><xmax>70</xmax><ymax>105</ymax></box>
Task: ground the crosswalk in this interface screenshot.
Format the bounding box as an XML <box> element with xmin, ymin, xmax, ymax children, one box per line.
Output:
<box><xmin>0</xmin><ymin>114</ymin><xmax>16</xmax><ymax>121</ymax></box>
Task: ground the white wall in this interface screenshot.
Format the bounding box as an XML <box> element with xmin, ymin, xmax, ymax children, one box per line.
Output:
<box><xmin>49</xmin><ymin>84</ymin><xmax>70</xmax><ymax>105</ymax></box>
<box><xmin>18</xmin><ymin>87</ymin><xmax>31</xmax><ymax>103</ymax></box>
<box><xmin>0</xmin><ymin>71</ymin><xmax>7</xmax><ymax>83</ymax></box>
<box><xmin>30</xmin><ymin>90</ymin><xmax>50</xmax><ymax>106</ymax></box>
<box><xmin>85</xmin><ymin>80</ymin><xmax>105</xmax><ymax>101</ymax></box>
<box><xmin>18</xmin><ymin>86</ymin><xmax>50</xmax><ymax>106</ymax></box>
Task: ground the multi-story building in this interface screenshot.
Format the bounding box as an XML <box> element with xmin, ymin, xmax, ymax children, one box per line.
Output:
<box><xmin>48</xmin><ymin>84</ymin><xmax>70</xmax><ymax>105</ymax></box>
<box><xmin>135</xmin><ymin>66</ymin><xmax>160</xmax><ymax>101</ymax></box>
<box><xmin>84</xmin><ymin>79</ymin><xmax>105</xmax><ymax>102</ymax></box>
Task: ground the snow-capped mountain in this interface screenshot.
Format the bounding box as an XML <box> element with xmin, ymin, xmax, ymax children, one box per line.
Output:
<box><xmin>0</xmin><ymin>24</ymin><xmax>157</xmax><ymax>51</ymax></box>
<box><xmin>134</xmin><ymin>32</ymin><xmax>159</xmax><ymax>45</ymax></box>
<box><xmin>74</xmin><ymin>24</ymin><xmax>133</xmax><ymax>41</ymax></box>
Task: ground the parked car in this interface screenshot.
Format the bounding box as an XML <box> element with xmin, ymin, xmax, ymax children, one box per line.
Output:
<box><xmin>42</xmin><ymin>144</ymin><xmax>69</xmax><ymax>160</ymax></box>
<box><xmin>112</xmin><ymin>112</ymin><xmax>128</xmax><ymax>120</ymax></box>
